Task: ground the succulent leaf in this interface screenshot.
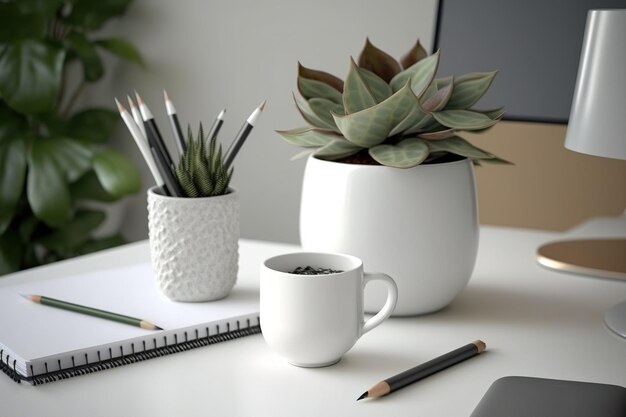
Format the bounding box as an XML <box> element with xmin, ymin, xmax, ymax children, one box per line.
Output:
<box><xmin>276</xmin><ymin>127</ymin><xmax>339</xmax><ymax>147</ymax></box>
<box><xmin>332</xmin><ymin>83</ymin><xmax>418</xmax><ymax>148</ymax></box>
<box><xmin>343</xmin><ymin>58</ymin><xmax>377</xmax><ymax>114</ymax></box>
<box><xmin>369</xmin><ymin>138</ymin><xmax>429</xmax><ymax>168</ymax></box>
<box><xmin>308</xmin><ymin>97</ymin><xmax>344</xmax><ymax>129</ymax></box>
<box><xmin>290</xmin><ymin>148</ymin><xmax>315</xmax><ymax>161</ymax></box>
<box><xmin>298</xmin><ymin>76</ymin><xmax>343</xmax><ymax>104</ymax></box>
<box><xmin>400</xmin><ymin>39</ymin><xmax>428</xmax><ymax>69</ymax></box>
<box><xmin>388</xmin><ymin>105</ymin><xmax>427</xmax><ymax>136</ymax></box>
<box><xmin>417</xmin><ymin>128</ymin><xmax>457</xmax><ymax>140</ymax></box>
<box><xmin>427</xmin><ymin>136</ymin><xmax>495</xmax><ymax>159</ymax></box>
<box><xmin>293</xmin><ymin>93</ymin><xmax>335</xmax><ymax>130</ymax></box>
<box><xmin>357</xmin><ymin>67</ymin><xmax>392</xmax><ymax>103</ymax></box>
<box><xmin>445</xmin><ymin>71</ymin><xmax>497</xmax><ymax>110</ymax></box>
<box><xmin>357</xmin><ymin>38</ymin><xmax>402</xmax><ymax>83</ymax></box>
<box><xmin>298</xmin><ymin>62</ymin><xmax>344</xmax><ymax>92</ymax></box>
<box><xmin>432</xmin><ymin>109</ymin><xmax>497</xmax><ymax>130</ymax></box>
<box><xmin>390</xmin><ymin>51</ymin><xmax>440</xmax><ymax>96</ymax></box>
<box><xmin>314</xmin><ymin>138</ymin><xmax>363</xmax><ymax>160</ymax></box>
<box><xmin>421</xmin><ymin>76</ymin><xmax>454</xmax><ymax>112</ymax></box>
<box><xmin>476</xmin><ymin>107</ymin><xmax>505</xmax><ymax>120</ymax></box>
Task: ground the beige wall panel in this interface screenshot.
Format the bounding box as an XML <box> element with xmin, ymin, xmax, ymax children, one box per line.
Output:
<box><xmin>467</xmin><ymin>121</ymin><xmax>626</xmax><ymax>231</ymax></box>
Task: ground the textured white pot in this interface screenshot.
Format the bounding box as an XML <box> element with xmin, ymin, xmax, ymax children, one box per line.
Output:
<box><xmin>300</xmin><ymin>156</ymin><xmax>479</xmax><ymax>316</ymax></box>
<box><xmin>147</xmin><ymin>186</ymin><xmax>239</xmax><ymax>302</ymax></box>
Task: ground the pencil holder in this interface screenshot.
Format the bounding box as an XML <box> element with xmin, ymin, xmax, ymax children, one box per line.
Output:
<box><xmin>147</xmin><ymin>186</ymin><xmax>239</xmax><ymax>302</ymax></box>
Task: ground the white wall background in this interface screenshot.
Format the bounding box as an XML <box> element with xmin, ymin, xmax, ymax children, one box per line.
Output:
<box><xmin>89</xmin><ymin>0</ymin><xmax>440</xmax><ymax>244</ymax></box>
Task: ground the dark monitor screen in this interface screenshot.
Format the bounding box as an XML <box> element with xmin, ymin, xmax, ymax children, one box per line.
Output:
<box><xmin>434</xmin><ymin>0</ymin><xmax>626</xmax><ymax>124</ymax></box>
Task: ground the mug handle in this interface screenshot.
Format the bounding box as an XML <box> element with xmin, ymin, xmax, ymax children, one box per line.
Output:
<box><xmin>361</xmin><ymin>272</ymin><xmax>398</xmax><ymax>335</ymax></box>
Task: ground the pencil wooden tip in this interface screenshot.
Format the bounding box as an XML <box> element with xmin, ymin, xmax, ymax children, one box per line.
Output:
<box><xmin>126</xmin><ymin>95</ymin><xmax>136</xmax><ymax>109</ymax></box>
<box><xmin>115</xmin><ymin>97</ymin><xmax>126</xmax><ymax>113</ymax></box>
<box><xmin>163</xmin><ymin>90</ymin><xmax>170</xmax><ymax>102</ymax></box>
<box><xmin>258</xmin><ymin>100</ymin><xmax>266</xmax><ymax>111</ymax></box>
<box><xmin>473</xmin><ymin>340</ymin><xmax>486</xmax><ymax>353</ymax></box>
<box><xmin>357</xmin><ymin>392</ymin><xmax>368</xmax><ymax>401</ymax></box>
<box><xmin>135</xmin><ymin>91</ymin><xmax>143</xmax><ymax>105</ymax></box>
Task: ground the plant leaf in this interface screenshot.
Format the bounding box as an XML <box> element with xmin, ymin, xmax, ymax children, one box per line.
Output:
<box><xmin>308</xmin><ymin>98</ymin><xmax>343</xmax><ymax>129</ymax></box>
<box><xmin>476</xmin><ymin>107</ymin><xmax>505</xmax><ymax>120</ymax></box>
<box><xmin>421</xmin><ymin>76</ymin><xmax>454</xmax><ymax>112</ymax></box>
<box><xmin>0</xmin><ymin>3</ymin><xmax>46</xmax><ymax>41</ymax></box>
<box><xmin>27</xmin><ymin>140</ymin><xmax>71</xmax><ymax>227</ymax></box>
<box><xmin>276</xmin><ymin>127</ymin><xmax>339</xmax><ymax>147</ymax></box>
<box><xmin>0</xmin><ymin>228</ymin><xmax>22</xmax><ymax>275</ymax></box>
<box><xmin>426</xmin><ymin>136</ymin><xmax>495</xmax><ymax>160</ymax></box>
<box><xmin>68</xmin><ymin>108</ymin><xmax>119</xmax><ymax>143</ymax></box>
<box><xmin>357</xmin><ymin>67</ymin><xmax>392</xmax><ymax>103</ymax></box>
<box><xmin>446</xmin><ymin>71</ymin><xmax>498</xmax><ymax>110</ymax></box>
<box><xmin>290</xmin><ymin>149</ymin><xmax>315</xmax><ymax>161</ymax></box>
<box><xmin>417</xmin><ymin>128</ymin><xmax>457</xmax><ymax>140</ymax></box>
<box><xmin>388</xmin><ymin>105</ymin><xmax>428</xmax><ymax>136</ymax></box>
<box><xmin>67</xmin><ymin>31</ymin><xmax>104</xmax><ymax>82</ymax></box>
<box><xmin>314</xmin><ymin>139</ymin><xmax>363</xmax><ymax>160</ymax></box>
<box><xmin>369</xmin><ymin>138</ymin><xmax>429</xmax><ymax>168</ymax></box>
<box><xmin>400</xmin><ymin>39</ymin><xmax>428</xmax><ymax>69</ymax></box>
<box><xmin>75</xmin><ymin>234</ymin><xmax>126</xmax><ymax>256</ymax></box>
<box><xmin>0</xmin><ymin>136</ymin><xmax>27</xmax><ymax>234</ymax></box>
<box><xmin>298</xmin><ymin>62</ymin><xmax>343</xmax><ymax>92</ymax></box>
<box><xmin>390</xmin><ymin>51</ymin><xmax>440</xmax><ymax>96</ymax></box>
<box><xmin>343</xmin><ymin>58</ymin><xmax>377</xmax><ymax>114</ymax></box>
<box><xmin>332</xmin><ymin>83</ymin><xmax>418</xmax><ymax>148</ymax></box>
<box><xmin>432</xmin><ymin>110</ymin><xmax>498</xmax><ymax>130</ymax></box>
<box><xmin>293</xmin><ymin>93</ymin><xmax>332</xmax><ymax>129</ymax></box>
<box><xmin>92</xmin><ymin>149</ymin><xmax>141</xmax><ymax>198</ymax></box>
<box><xmin>298</xmin><ymin>76</ymin><xmax>343</xmax><ymax>104</ymax></box>
<box><xmin>0</xmin><ymin>40</ymin><xmax>65</xmax><ymax>113</ymax></box>
<box><xmin>64</xmin><ymin>0</ymin><xmax>132</xmax><ymax>30</ymax></box>
<box><xmin>95</xmin><ymin>38</ymin><xmax>144</xmax><ymax>67</ymax></box>
<box><xmin>357</xmin><ymin>38</ymin><xmax>402</xmax><ymax>83</ymax></box>
<box><xmin>35</xmin><ymin>137</ymin><xmax>93</xmax><ymax>182</ymax></box>
<box><xmin>69</xmin><ymin>171</ymin><xmax>117</xmax><ymax>202</ymax></box>
<box><xmin>37</xmin><ymin>209</ymin><xmax>105</xmax><ymax>253</ymax></box>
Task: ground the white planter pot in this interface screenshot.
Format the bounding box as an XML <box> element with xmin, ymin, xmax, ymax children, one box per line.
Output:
<box><xmin>300</xmin><ymin>156</ymin><xmax>479</xmax><ymax>316</ymax></box>
<box><xmin>147</xmin><ymin>186</ymin><xmax>239</xmax><ymax>302</ymax></box>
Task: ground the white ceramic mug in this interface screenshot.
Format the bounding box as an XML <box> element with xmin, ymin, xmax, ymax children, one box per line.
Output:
<box><xmin>260</xmin><ymin>252</ymin><xmax>398</xmax><ymax>367</ymax></box>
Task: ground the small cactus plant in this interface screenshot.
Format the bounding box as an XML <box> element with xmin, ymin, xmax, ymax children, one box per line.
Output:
<box><xmin>277</xmin><ymin>38</ymin><xmax>509</xmax><ymax>168</ymax></box>
<box><xmin>175</xmin><ymin>125</ymin><xmax>232</xmax><ymax>197</ymax></box>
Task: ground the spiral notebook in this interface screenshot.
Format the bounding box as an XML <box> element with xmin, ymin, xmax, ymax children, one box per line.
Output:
<box><xmin>0</xmin><ymin>263</ymin><xmax>260</xmax><ymax>385</ymax></box>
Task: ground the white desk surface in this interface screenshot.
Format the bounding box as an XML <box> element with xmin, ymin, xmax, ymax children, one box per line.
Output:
<box><xmin>1</xmin><ymin>223</ymin><xmax>625</xmax><ymax>416</ymax></box>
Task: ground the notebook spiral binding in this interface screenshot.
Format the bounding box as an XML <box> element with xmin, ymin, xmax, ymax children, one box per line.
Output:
<box><xmin>0</xmin><ymin>317</ymin><xmax>260</xmax><ymax>385</ymax></box>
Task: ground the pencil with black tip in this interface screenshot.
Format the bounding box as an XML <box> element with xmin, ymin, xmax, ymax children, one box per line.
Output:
<box><xmin>163</xmin><ymin>90</ymin><xmax>186</xmax><ymax>155</ymax></box>
<box><xmin>115</xmin><ymin>98</ymin><xmax>169</xmax><ymax>195</ymax></box>
<box><xmin>135</xmin><ymin>92</ymin><xmax>176</xmax><ymax>172</ymax></box>
<box><xmin>20</xmin><ymin>293</ymin><xmax>163</xmax><ymax>331</ymax></box>
<box><xmin>223</xmin><ymin>101</ymin><xmax>265</xmax><ymax>169</ymax></box>
<box><xmin>357</xmin><ymin>340</ymin><xmax>486</xmax><ymax>401</ymax></box>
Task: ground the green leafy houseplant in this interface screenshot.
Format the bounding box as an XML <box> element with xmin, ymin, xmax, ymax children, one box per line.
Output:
<box><xmin>175</xmin><ymin>125</ymin><xmax>233</xmax><ymax>198</ymax></box>
<box><xmin>277</xmin><ymin>38</ymin><xmax>509</xmax><ymax>168</ymax></box>
<box><xmin>0</xmin><ymin>0</ymin><xmax>143</xmax><ymax>275</ymax></box>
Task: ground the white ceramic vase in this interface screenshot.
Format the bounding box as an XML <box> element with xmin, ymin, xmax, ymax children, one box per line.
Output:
<box><xmin>147</xmin><ymin>186</ymin><xmax>239</xmax><ymax>302</ymax></box>
<box><xmin>300</xmin><ymin>156</ymin><xmax>479</xmax><ymax>316</ymax></box>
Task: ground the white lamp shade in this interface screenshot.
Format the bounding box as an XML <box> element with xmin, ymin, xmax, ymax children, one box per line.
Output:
<box><xmin>565</xmin><ymin>9</ymin><xmax>626</xmax><ymax>160</ymax></box>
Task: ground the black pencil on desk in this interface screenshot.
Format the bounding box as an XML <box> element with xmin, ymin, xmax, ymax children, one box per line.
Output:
<box><xmin>20</xmin><ymin>293</ymin><xmax>163</xmax><ymax>331</ymax></box>
<box><xmin>164</xmin><ymin>90</ymin><xmax>186</xmax><ymax>155</ymax></box>
<box><xmin>357</xmin><ymin>340</ymin><xmax>486</xmax><ymax>401</ymax></box>
<box><xmin>223</xmin><ymin>101</ymin><xmax>265</xmax><ymax>169</ymax></box>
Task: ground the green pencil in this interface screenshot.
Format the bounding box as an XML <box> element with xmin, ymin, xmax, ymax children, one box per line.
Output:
<box><xmin>19</xmin><ymin>293</ymin><xmax>163</xmax><ymax>331</ymax></box>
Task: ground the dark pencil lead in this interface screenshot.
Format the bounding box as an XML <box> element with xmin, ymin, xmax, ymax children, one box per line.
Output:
<box><xmin>155</xmin><ymin>326</ymin><xmax>164</xmax><ymax>331</ymax></box>
<box><xmin>356</xmin><ymin>392</ymin><xmax>368</xmax><ymax>401</ymax></box>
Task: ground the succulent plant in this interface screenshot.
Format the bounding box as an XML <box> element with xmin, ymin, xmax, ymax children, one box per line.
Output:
<box><xmin>277</xmin><ymin>38</ymin><xmax>508</xmax><ymax>168</ymax></box>
<box><xmin>175</xmin><ymin>124</ymin><xmax>232</xmax><ymax>197</ymax></box>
